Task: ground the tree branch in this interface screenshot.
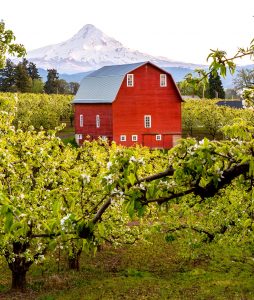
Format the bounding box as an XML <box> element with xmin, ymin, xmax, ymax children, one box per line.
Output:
<box><xmin>136</xmin><ymin>167</ymin><xmax>174</xmax><ymax>184</ymax></box>
<box><xmin>144</xmin><ymin>162</ymin><xmax>249</xmax><ymax>205</ymax></box>
<box><xmin>92</xmin><ymin>198</ymin><xmax>112</xmax><ymax>224</ymax></box>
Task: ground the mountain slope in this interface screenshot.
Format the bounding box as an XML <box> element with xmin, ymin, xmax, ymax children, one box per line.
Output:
<box><xmin>28</xmin><ymin>24</ymin><xmax>200</xmax><ymax>74</ymax></box>
<box><xmin>38</xmin><ymin>66</ymin><xmax>239</xmax><ymax>89</ymax></box>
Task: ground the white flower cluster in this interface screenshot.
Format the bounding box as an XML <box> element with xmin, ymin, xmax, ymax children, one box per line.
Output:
<box><xmin>129</xmin><ymin>156</ymin><xmax>145</xmax><ymax>165</ymax></box>
<box><xmin>104</xmin><ymin>174</ymin><xmax>113</xmax><ymax>184</ymax></box>
<box><xmin>111</xmin><ymin>188</ymin><xmax>124</xmax><ymax>197</ymax></box>
<box><xmin>230</xmin><ymin>138</ymin><xmax>243</xmax><ymax>145</ymax></box>
<box><xmin>107</xmin><ymin>161</ymin><xmax>113</xmax><ymax>170</ymax></box>
<box><xmin>81</xmin><ymin>173</ymin><xmax>90</xmax><ymax>183</ymax></box>
<box><xmin>60</xmin><ymin>213</ymin><xmax>71</xmax><ymax>230</ymax></box>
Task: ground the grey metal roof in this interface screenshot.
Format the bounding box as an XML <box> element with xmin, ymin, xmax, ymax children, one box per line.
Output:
<box><xmin>87</xmin><ymin>62</ymin><xmax>146</xmax><ymax>77</ymax></box>
<box><xmin>73</xmin><ymin>62</ymin><xmax>147</xmax><ymax>104</ymax></box>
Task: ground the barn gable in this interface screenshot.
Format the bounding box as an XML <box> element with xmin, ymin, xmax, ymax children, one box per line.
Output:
<box><xmin>73</xmin><ymin>61</ymin><xmax>182</xmax><ymax>104</ymax></box>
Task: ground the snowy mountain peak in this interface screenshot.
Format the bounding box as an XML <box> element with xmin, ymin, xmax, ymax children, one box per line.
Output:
<box><xmin>27</xmin><ymin>24</ymin><xmax>198</xmax><ymax>74</ymax></box>
<box><xmin>70</xmin><ymin>24</ymin><xmax>123</xmax><ymax>50</ymax></box>
<box><xmin>74</xmin><ymin>24</ymin><xmax>104</xmax><ymax>39</ymax></box>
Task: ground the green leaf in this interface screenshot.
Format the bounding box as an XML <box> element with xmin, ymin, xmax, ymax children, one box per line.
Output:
<box><xmin>4</xmin><ymin>211</ymin><xmax>13</xmax><ymax>233</ymax></box>
<box><xmin>127</xmin><ymin>173</ymin><xmax>136</xmax><ymax>185</ymax></box>
<box><xmin>244</xmin><ymin>219</ymin><xmax>252</xmax><ymax>228</ymax></box>
<box><xmin>52</xmin><ymin>199</ymin><xmax>61</xmax><ymax>216</ymax></box>
<box><xmin>97</xmin><ymin>223</ymin><xmax>105</xmax><ymax>237</ymax></box>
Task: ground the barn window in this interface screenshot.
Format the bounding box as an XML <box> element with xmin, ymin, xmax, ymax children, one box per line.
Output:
<box><xmin>120</xmin><ymin>135</ymin><xmax>126</xmax><ymax>141</ymax></box>
<box><xmin>144</xmin><ymin>115</ymin><xmax>152</xmax><ymax>128</ymax></box>
<box><xmin>80</xmin><ymin>114</ymin><xmax>84</xmax><ymax>127</ymax></box>
<box><xmin>160</xmin><ymin>74</ymin><xmax>167</xmax><ymax>87</ymax></box>
<box><xmin>132</xmin><ymin>135</ymin><xmax>138</xmax><ymax>142</ymax></box>
<box><xmin>76</xmin><ymin>134</ymin><xmax>83</xmax><ymax>140</ymax></box>
<box><xmin>156</xmin><ymin>134</ymin><xmax>162</xmax><ymax>141</ymax></box>
<box><xmin>96</xmin><ymin>115</ymin><xmax>100</xmax><ymax>128</ymax></box>
<box><xmin>127</xmin><ymin>74</ymin><xmax>134</xmax><ymax>87</ymax></box>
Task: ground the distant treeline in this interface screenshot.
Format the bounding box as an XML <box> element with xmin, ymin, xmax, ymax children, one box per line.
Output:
<box><xmin>0</xmin><ymin>59</ymin><xmax>79</xmax><ymax>95</ymax></box>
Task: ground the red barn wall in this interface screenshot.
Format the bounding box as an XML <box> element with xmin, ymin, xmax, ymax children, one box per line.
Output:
<box><xmin>112</xmin><ymin>63</ymin><xmax>182</xmax><ymax>148</ymax></box>
<box><xmin>74</xmin><ymin>104</ymin><xmax>113</xmax><ymax>143</ymax></box>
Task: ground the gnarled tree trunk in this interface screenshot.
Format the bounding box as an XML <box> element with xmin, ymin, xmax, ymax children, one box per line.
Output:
<box><xmin>11</xmin><ymin>270</ymin><xmax>27</xmax><ymax>291</ymax></box>
<box><xmin>6</xmin><ymin>241</ymin><xmax>33</xmax><ymax>291</ymax></box>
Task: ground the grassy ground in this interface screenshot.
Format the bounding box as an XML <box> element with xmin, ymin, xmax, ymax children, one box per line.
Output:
<box><xmin>1</xmin><ymin>235</ymin><xmax>254</xmax><ymax>300</ymax></box>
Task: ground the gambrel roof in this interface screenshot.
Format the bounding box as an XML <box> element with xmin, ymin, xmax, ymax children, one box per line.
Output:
<box><xmin>73</xmin><ymin>61</ymin><xmax>182</xmax><ymax>104</ymax></box>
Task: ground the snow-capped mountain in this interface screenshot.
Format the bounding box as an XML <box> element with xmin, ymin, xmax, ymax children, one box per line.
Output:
<box><xmin>27</xmin><ymin>24</ymin><xmax>199</xmax><ymax>74</ymax></box>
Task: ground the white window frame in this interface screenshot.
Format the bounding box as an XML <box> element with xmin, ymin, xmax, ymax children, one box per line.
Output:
<box><xmin>160</xmin><ymin>74</ymin><xmax>167</xmax><ymax>87</ymax></box>
<box><xmin>120</xmin><ymin>135</ymin><xmax>126</xmax><ymax>142</ymax></box>
<box><xmin>132</xmin><ymin>135</ymin><xmax>138</xmax><ymax>142</ymax></box>
<box><xmin>96</xmin><ymin>114</ymin><xmax>100</xmax><ymax>128</ymax></box>
<box><xmin>77</xmin><ymin>134</ymin><xmax>83</xmax><ymax>140</ymax></box>
<box><xmin>144</xmin><ymin>115</ymin><xmax>152</xmax><ymax>128</ymax></box>
<box><xmin>80</xmin><ymin>114</ymin><xmax>84</xmax><ymax>127</ymax></box>
<box><xmin>156</xmin><ymin>134</ymin><xmax>162</xmax><ymax>141</ymax></box>
<box><xmin>127</xmin><ymin>74</ymin><xmax>134</xmax><ymax>87</ymax></box>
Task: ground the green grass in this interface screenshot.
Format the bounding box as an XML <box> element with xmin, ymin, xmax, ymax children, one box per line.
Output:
<box><xmin>1</xmin><ymin>235</ymin><xmax>254</xmax><ymax>299</ymax></box>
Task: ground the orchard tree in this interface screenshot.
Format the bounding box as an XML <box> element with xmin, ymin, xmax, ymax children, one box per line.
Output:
<box><xmin>182</xmin><ymin>99</ymin><xmax>200</xmax><ymax>136</ymax></box>
<box><xmin>0</xmin><ymin>113</ymin><xmax>160</xmax><ymax>290</ymax></box>
<box><xmin>0</xmin><ymin>21</ymin><xmax>26</xmax><ymax>69</ymax></box>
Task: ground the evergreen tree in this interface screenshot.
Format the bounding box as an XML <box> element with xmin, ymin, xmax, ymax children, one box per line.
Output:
<box><xmin>21</xmin><ymin>58</ymin><xmax>29</xmax><ymax>69</ymax></box>
<box><xmin>207</xmin><ymin>71</ymin><xmax>225</xmax><ymax>99</ymax></box>
<box><xmin>44</xmin><ymin>69</ymin><xmax>59</xmax><ymax>94</ymax></box>
<box><xmin>27</xmin><ymin>61</ymin><xmax>41</xmax><ymax>80</ymax></box>
<box><xmin>15</xmin><ymin>62</ymin><xmax>32</xmax><ymax>93</ymax></box>
<box><xmin>0</xmin><ymin>59</ymin><xmax>17</xmax><ymax>91</ymax></box>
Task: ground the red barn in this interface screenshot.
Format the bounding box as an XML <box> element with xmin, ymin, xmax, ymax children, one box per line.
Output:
<box><xmin>73</xmin><ymin>61</ymin><xmax>182</xmax><ymax>148</ymax></box>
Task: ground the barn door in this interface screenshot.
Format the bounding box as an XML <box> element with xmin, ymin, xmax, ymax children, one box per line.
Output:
<box><xmin>143</xmin><ymin>134</ymin><xmax>163</xmax><ymax>148</ymax></box>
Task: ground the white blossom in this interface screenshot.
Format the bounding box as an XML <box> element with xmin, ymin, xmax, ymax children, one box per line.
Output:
<box><xmin>107</xmin><ymin>161</ymin><xmax>113</xmax><ymax>170</ymax></box>
<box><xmin>81</xmin><ymin>173</ymin><xmax>90</xmax><ymax>183</ymax></box>
<box><xmin>129</xmin><ymin>156</ymin><xmax>137</xmax><ymax>163</ymax></box>
<box><xmin>104</xmin><ymin>174</ymin><xmax>113</xmax><ymax>184</ymax></box>
<box><xmin>60</xmin><ymin>214</ymin><xmax>71</xmax><ymax>229</ymax></box>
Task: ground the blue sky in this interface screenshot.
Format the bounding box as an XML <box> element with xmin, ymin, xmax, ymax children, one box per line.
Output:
<box><xmin>1</xmin><ymin>0</ymin><xmax>254</xmax><ymax>65</ymax></box>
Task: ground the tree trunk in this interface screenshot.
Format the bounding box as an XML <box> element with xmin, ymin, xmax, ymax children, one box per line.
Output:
<box><xmin>11</xmin><ymin>271</ymin><xmax>27</xmax><ymax>291</ymax></box>
<box><xmin>68</xmin><ymin>248</ymin><xmax>82</xmax><ymax>271</ymax></box>
<box><xmin>68</xmin><ymin>256</ymin><xmax>80</xmax><ymax>270</ymax></box>
<box><xmin>5</xmin><ymin>241</ymin><xmax>33</xmax><ymax>291</ymax></box>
